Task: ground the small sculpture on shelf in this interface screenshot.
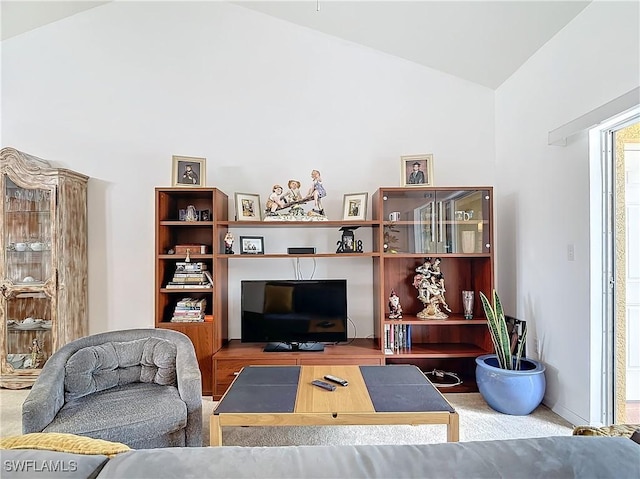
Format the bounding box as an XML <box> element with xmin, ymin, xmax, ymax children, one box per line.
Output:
<box><xmin>23</xmin><ymin>338</ymin><xmax>43</xmax><ymax>369</ymax></box>
<box><xmin>388</xmin><ymin>290</ymin><xmax>403</xmax><ymax>319</ymax></box>
<box><xmin>265</xmin><ymin>184</ymin><xmax>287</xmax><ymax>217</ymax></box>
<box><xmin>336</xmin><ymin>226</ymin><xmax>363</xmax><ymax>253</ymax></box>
<box><xmin>224</xmin><ymin>232</ymin><xmax>234</xmax><ymax>254</ymax></box>
<box><xmin>413</xmin><ymin>257</ymin><xmax>451</xmax><ymax>320</ymax></box>
<box><xmin>307</xmin><ymin>169</ymin><xmax>326</xmax><ymax>217</ymax></box>
<box><xmin>261</xmin><ymin>172</ymin><xmax>328</xmax><ymax>221</ymax></box>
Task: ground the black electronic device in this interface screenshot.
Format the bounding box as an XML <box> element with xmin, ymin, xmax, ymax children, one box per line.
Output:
<box><xmin>287</xmin><ymin>247</ymin><xmax>316</xmax><ymax>254</ymax></box>
<box><xmin>311</xmin><ymin>379</ymin><xmax>336</xmax><ymax>391</ymax></box>
<box><xmin>323</xmin><ymin>375</ymin><xmax>348</xmax><ymax>387</ymax></box>
<box><xmin>241</xmin><ymin>279</ymin><xmax>348</xmax><ymax>352</ymax></box>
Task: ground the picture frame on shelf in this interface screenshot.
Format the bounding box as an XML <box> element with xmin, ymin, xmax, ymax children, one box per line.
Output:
<box><xmin>239</xmin><ymin>236</ymin><xmax>264</xmax><ymax>255</ymax></box>
<box><xmin>172</xmin><ymin>155</ymin><xmax>206</xmax><ymax>187</ymax></box>
<box><xmin>401</xmin><ymin>154</ymin><xmax>434</xmax><ymax>187</ymax></box>
<box><xmin>342</xmin><ymin>192</ymin><xmax>368</xmax><ymax>221</ymax></box>
<box><xmin>199</xmin><ymin>209</ymin><xmax>211</xmax><ymax>221</ymax></box>
<box><xmin>234</xmin><ymin>193</ymin><xmax>262</xmax><ymax>221</ymax></box>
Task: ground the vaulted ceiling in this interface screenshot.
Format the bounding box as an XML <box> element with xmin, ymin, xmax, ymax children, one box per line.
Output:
<box><xmin>1</xmin><ymin>1</ymin><xmax>591</xmax><ymax>89</ymax></box>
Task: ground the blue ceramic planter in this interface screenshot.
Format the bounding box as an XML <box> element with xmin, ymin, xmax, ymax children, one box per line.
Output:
<box><xmin>475</xmin><ymin>354</ymin><xmax>546</xmax><ymax>415</ymax></box>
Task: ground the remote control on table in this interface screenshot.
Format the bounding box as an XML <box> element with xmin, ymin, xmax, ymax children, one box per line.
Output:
<box><xmin>312</xmin><ymin>379</ymin><xmax>336</xmax><ymax>391</ymax></box>
<box><xmin>324</xmin><ymin>375</ymin><xmax>349</xmax><ymax>387</ymax></box>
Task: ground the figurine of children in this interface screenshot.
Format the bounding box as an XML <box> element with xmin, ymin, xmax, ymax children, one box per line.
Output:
<box><xmin>284</xmin><ymin>179</ymin><xmax>305</xmax><ymax>216</ymax></box>
<box><xmin>224</xmin><ymin>232</ymin><xmax>234</xmax><ymax>254</ymax></box>
<box><xmin>388</xmin><ymin>290</ymin><xmax>403</xmax><ymax>319</ymax></box>
<box><xmin>265</xmin><ymin>184</ymin><xmax>286</xmax><ymax>216</ymax></box>
<box><xmin>307</xmin><ymin>170</ymin><xmax>326</xmax><ymax>215</ymax></box>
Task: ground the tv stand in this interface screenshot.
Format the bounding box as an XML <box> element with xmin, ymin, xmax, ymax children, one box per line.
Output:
<box><xmin>264</xmin><ymin>342</ymin><xmax>324</xmax><ymax>352</ymax></box>
<box><xmin>212</xmin><ymin>339</ymin><xmax>383</xmax><ymax>399</ymax></box>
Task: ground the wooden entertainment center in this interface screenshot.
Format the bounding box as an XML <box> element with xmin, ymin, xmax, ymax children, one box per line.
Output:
<box><xmin>155</xmin><ymin>187</ymin><xmax>494</xmax><ymax>398</ymax></box>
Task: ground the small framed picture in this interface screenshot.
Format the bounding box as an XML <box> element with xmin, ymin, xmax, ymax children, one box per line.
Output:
<box><xmin>240</xmin><ymin>236</ymin><xmax>264</xmax><ymax>254</ymax></box>
<box><xmin>342</xmin><ymin>192</ymin><xmax>368</xmax><ymax>221</ymax></box>
<box><xmin>199</xmin><ymin>209</ymin><xmax>211</xmax><ymax>221</ymax></box>
<box><xmin>234</xmin><ymin>193</ymin><xmax>262</xmax><ymax>221</ymax></box>
<box><xmin>401</xmin><ymin>154</ymin><xmax>434</xmax><ymax>187</ymax></box>
<box><xmin>172</xmin><ymin>155</ymin><xmax>206</xmax><ymax>187</ymax></box>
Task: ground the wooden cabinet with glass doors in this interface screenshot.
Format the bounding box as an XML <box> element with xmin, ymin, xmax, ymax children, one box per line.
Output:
<box><xmin>372</xmin><ymin>187</ymin><xmax>494</xmax><ymax>392</ymax></box>
<box><xmin>0</xmin><ymin>147</ymin><xmax>89</xmax><ymax>388</ymax></box>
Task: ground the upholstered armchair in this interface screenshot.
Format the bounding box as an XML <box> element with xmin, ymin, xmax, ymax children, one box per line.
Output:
<box><xmin>22</xmin><ymin>329</ymin><xmax>202</xmax><ymax>448</ymax></box>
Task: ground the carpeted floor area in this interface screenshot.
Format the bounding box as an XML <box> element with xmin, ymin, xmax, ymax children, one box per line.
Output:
<box><xmin>0</xmin><ymin>389</ymin><xmax>574</xmax><ymax>446</ymax></box>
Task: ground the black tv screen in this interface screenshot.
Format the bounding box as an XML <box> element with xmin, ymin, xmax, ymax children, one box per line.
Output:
<box><xmin>241</xmin><ymin>279</ymin><xmax>348</xmax><ymax>351</ymax></box>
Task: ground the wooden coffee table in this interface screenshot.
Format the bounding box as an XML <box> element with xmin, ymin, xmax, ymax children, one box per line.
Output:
<box><xmin>211</xmin><ymin>364</ymin><xmax>459</xmax><ymax>446</ymax></box>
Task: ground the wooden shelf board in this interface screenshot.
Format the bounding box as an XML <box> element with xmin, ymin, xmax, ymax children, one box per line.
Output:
<box><xmin>158</xmin><ymin>254</ymin><xmax>213</xmax><ymax>260</ymax></box>
<box><xmin>382</xmin><ymin>253</ymin><xmax>492</xmax><ymax>258</ymax></box>
<box><xmin>216</xmin><ymin>338</ymin><xmax>382</xmax><ymax>359</ymax></box>
<box><xmin>385</xmin><ymin>316</ymin><xmax>486</xmax><ymax>325</ymax></box>
<box><xmin>221</xmin><ymin>220</ymin><xmax>376</xmax><ymax>228</ymax></box>
<box><xmin>225</xmin><ymin>252</ymin><xmax>378</xmax><ymax>259</ymax></box>
<box><xmin>384</xmin><ymin>343</ymin><xmax>489</xmax><ymax>358</ymax></box>
<box><xmin>160</xmin><ymin>221</ymin><xmax>214</xmax><ymax>226</ymax></box>
<box><xmin>160</xmin><ymin>288</ymin><xmax>213</xmax><ymax>293</ymax></box>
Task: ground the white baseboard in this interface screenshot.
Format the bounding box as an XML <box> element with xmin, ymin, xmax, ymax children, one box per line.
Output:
<box><xmin>543</xmin><ymin>398</ymin><xmax>588</xmax><ymax>427</ymax></box>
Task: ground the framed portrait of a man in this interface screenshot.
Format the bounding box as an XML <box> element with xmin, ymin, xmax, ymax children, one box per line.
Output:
<box><xmin>172</xmin><ymin>155</ymin><xmax>206</xmax><ymax>187</ymax></box>
<box><xmin>342</xmin><ymin>192</ymin><xmax>368</xmax><ymax>221</ymax></box>
<box><xmin>401</xmin><ymin>154</ymin><xmax>434</xmax><ymax>187</ymax></box>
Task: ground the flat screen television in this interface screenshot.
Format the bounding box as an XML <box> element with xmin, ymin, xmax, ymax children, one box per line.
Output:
<box><xmin>241</xmin><ymin>279</ymin><xmax>348</xmax><ymax>352</ymax></box>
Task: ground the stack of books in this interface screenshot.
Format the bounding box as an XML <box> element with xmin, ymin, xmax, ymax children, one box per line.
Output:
<box><xmin>384</xmin><ymin>323</ymin><xmax>412</xmax><ymax>354</ymax></box>
<box><xmin>165</xmin><ymin>262</ymin><xmax>213</xmax><ymax>289</ymax></box>
<box><xmin>171</xmin><ymin>298</ymin><xmax>207</xmax><ymax>322</ymax></box>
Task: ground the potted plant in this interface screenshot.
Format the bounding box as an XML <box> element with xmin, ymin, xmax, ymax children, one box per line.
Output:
<box><xmin>475</xmin><ymin>290</ymin><xmax>546</xmax><ymax>415</ymax></box>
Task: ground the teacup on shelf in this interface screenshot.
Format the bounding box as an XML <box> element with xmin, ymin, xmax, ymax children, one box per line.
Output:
<box><xmin>14</xmin><ymin>242</ymin><xmax>27</xmax><ymax>252</ymax></box>
<box><xmin>30</xmin><ymin>242</ymin><xmax>45</xmax><ymax>251</ymax></box>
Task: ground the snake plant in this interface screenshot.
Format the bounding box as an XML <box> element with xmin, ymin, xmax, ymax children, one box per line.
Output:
<box><xmin>479</xmin><ymin>290</ymin><xmax>527</xmax><ymax>370</ymax></box>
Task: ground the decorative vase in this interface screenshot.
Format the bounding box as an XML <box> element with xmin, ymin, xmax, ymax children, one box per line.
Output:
<box><xmin>462</xmin><ymin>290</ymin><xmax>474</xmax><ymax>319</ymax></box>
<box><xmin>475</xmin><ymin>354</ymin><xmax>546</xmax><ymax>415</ymax></box>
<box><xmin>461</xmin><ymin>231</ymin><xmax>476</xmax><ymax>253</ymax></box>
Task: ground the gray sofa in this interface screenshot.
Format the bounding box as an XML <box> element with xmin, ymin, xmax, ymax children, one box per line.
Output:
<box><xmin>2</xmin><ymin>436</ymin><xmax>638</xmax><ymax>478</ymax></box>
<box><xmin>22</xmin><ymin>329</ymin><xmax>202</xmax><ymax>449</ymax></box>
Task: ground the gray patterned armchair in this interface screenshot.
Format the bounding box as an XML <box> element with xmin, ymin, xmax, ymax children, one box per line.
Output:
<box><xmin>22</xmin><ymin>329</ymin><xmax>202</xmax><ymax>448</ymax></box>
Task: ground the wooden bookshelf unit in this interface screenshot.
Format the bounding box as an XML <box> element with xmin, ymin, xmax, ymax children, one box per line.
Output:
<box><xmin>155</xmin><ymin>186</ymin><xmax>494</xmax><ymax>398</ymax></box>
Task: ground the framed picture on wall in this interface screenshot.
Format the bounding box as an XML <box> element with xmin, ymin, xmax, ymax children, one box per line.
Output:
<box><xmin>342</xmin><ymin>192</ymin><xmax>368</xmax><ymax>221</ymax></box>
<box><xmin>172</xmin><ymin>155</ymin><xmax>206</xmax><ymax>187</ymax></box>
<box><xmin>234</xmin><ymin>193</ymin><xmax>262</xmax><ymax>221</ymax></box>
<box><xmin>401</xmin><ymin>154</ymin><xmax>434</xmax><ymax>187</ymax></box>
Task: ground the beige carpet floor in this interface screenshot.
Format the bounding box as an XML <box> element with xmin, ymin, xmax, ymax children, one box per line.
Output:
<box><xmin>0</xmin><ymin>389</ymin><xmax>574</xmax><ymax>446</ymax></box>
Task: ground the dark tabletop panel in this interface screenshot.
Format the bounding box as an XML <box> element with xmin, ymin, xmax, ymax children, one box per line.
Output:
<box><xmin>360</xmin><ymin>365</ymin><xmax>455</xmax><ymax>413</ymax></box>
<box><xmin>214</xmin><ymin>366</ymin><xmax>300</xmax><ymax>414</ymax></box>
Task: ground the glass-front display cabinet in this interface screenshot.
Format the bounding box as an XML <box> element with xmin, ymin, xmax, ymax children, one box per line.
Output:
<box><xmin>378</xmin><ymin>188</ymin><xmax>491</xmax><ymax>255</ymax></box>
<box><xmin>0</xmin><ymin>147</ymin><xmax>89</xmax><ymax>388</ymax></box>
<box><xmin>372</xmin><ymin>187</ymin><xmax>494</xmax><ymax>392</ymax></box>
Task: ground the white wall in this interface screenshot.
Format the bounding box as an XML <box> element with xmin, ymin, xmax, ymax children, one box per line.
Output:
<box><xmin>495</xmin><ymin>0</ymin><xmax>640</xmax><ymax>425</ymax></box>
<box><xmin>1</xmin><ymin>2</ymin><xmax>494</xmax><ymax>338</ymax></box>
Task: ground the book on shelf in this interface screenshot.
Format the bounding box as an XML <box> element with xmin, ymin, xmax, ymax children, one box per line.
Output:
<box><xmin>175</xmin><ymin>297</ymin><xmax>206</xmax><ymax>308</ymax></box>
<box><xmin>165</xmin><ymin>282</ymin><xmax>211</xmax><ymax>289</ymax></box>
<box><xmin>175</xmin><ymin>262</ymin><xmax>207</xmax><ymax>272</ymax></box>
<box><xmin>383</xmin><ymin>323</ymin><xmax>411</xmax><ymax>352</ymax></box>
<box><xmin>170</xmin><ymin>297</ymin><xmax>207</xmax><ymax>322</ymax></box>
